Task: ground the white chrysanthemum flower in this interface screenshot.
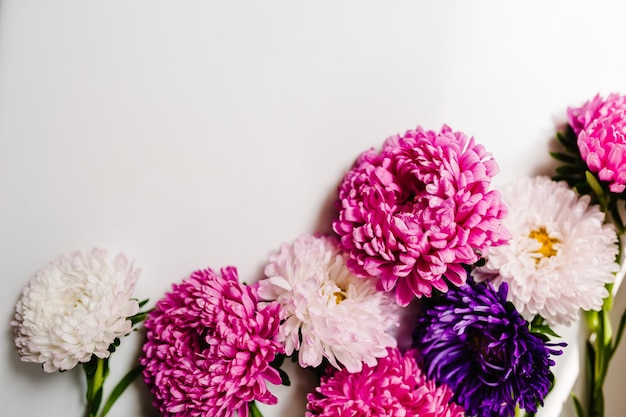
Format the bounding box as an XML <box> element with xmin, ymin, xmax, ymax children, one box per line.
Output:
<box><xmin>257</xmin><ymin>234</ymin><xmax>399</xmax><ymax>373</ymax></box>
<box><xmin>12</xmin><ymin>248</ymin><xmax>141</xmax><ymax>372</ymax></box>
<box><xmin>475</xmin><ymin>176</ymin><xmax>619</xmax><ymax>326</ymax></box>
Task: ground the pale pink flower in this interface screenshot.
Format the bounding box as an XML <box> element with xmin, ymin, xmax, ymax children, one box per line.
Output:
<box><xmin>257</xmin><ymin>234</ymin><xmax>398</xmax><ymax>373</ymax></box>
<box><xmin>306</xmin><ymin>347</ymin><xmax>464</xmax><ymax>417</ymax></box>
<box><xmin>568</xmin><ymin>93</ymin><xmax>626</xmax><ymax>193</ymax></box>
<box><xmin>12</xmin><ymin>248</ymin><xmax>140</xmax><ymax>372</ymax></box>
<box><xmin>333</xmin><ymin>125</ymin><xmax>510</xmax><ymax>306</ymax></box>
<box><xmin>141</xmin><ymin>267</ymin><xmax>283</xmax><ymax>417</ymax></box>
<box><xmin>475</xmin><ymin>176</ymin><xmax>619</xmax><ymax>326</ymax></box>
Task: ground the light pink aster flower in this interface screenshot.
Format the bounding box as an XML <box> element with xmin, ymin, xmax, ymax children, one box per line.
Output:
<box><xmin>306</xmin><ymin>347</ymin><xmax>464</xmax><ymax>417</ymax></box>
<box><xmin>475</xmin><ymin>176</ymin><xmax>619</xmax><ymax>326</ymax></box>
<box><xmin>141</xmin><ymin>267</ymin><xmax>283</xmax><ymax>417</ymax></box>
<box><xmin>333</xmin><ymin>125</ymin><xmax>510</xmax><ymax>306</ymax></box>
<box><xmin>257</xmin><ymin>234</ymin><xmax>399</xmax><ymax>373</ymax></box>
<box><xmin>568</xmin><ymin>93</ymin><xmax>626</xmax><ymax>193</ymax></box>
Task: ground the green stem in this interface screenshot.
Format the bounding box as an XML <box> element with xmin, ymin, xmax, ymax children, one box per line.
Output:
<box><xmin>84</xmin><ymin>357</ymin><xmax>107</xmax><ymax>417</ymax></box>
<box><xmin>585</xmin><ymin>307</ymin><xmax>615</xmax><ymax>417</ymax></box>
<box><xmin>608</xmin><ymin>200</ymin><xmax>626</xmax><ymax>235</ymax></box>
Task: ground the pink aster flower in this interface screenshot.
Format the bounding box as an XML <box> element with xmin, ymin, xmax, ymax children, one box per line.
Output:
<box><xmin>333</xmin><ymin>125</ymin><xmax>510</xmax><ymax>306</ymax></box>
<box><xmin>567</xmin><ymin>93</ymin><xmax>626</xmax><ymax>135</ymax></box>
<box><xmin>306</xmin><ymin>347</ymin><xmax>464</xmax><ymax>417</ymax></box>
<box><xmin>141</xmin><ymin>266</ymin><xmax>284</xmax><ymax>417</ymax></box>
<box><xmin>568</xmin><ymin>93</ymin><xmax>626</xmax><ymax>193</ymax></box>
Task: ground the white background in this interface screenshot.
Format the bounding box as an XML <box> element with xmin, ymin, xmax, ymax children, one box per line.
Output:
<box><xmin>2</xmin><ymin>1</ymin><xmax>626</xmax><ymax>416</ymax></box>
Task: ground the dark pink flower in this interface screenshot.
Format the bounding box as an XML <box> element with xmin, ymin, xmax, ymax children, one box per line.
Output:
<box><xmin>306</xmin><ymin>347</ymin><xmax>464</xmax><ymax>417</ymax></box>
<box><xmin>141</xmin><ymin>267</ymin><xmax>283</xmax><ymax>417</ymax></box>
<box><xmin>568</xmin><ymin>93</ymin><xmax>626</xmax><ymax>193</ymax></box>
<box><xmin>333</xmin><ymin>125</ymin><xmax>510</xmax><ymax>306</ymax></box>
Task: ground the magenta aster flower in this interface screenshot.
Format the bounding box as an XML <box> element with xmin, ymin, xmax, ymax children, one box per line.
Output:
<box><xmin>141</xmin><ymin>266</ymin><xmax>284</xmax><ymax>417</ymax></box>
<box><xmin>568</xmin><ymin>93</ymin><xmax>626</xmax><ymax>193</ymax></box>
<box><xmin>333</xmin><ymin>125</ymin><xmax>510</xmax><ymax>306</ymax></box>
<box><xmin>306</xmin><ymin>347</ymin><xmax>464</xmax><ymax>417</ymax></box>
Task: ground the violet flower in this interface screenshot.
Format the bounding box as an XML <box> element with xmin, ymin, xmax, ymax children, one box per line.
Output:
<box><xmin>141</xmin><ymin>266</ymin><xmax>284</xmax><ymax>417</ymax></box>
<box><xmin>333</xmin><ymin>125</ymin><xmax>510</xmax><ymax>306</ymax></box>
<box><xmin>413</xmin><ymin>277</ymin><xmax>563</xmax><ymax>416</ymax></box>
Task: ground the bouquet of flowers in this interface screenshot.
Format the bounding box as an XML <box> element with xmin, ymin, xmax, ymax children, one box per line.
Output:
<box><xmin>11</xmin><ymin>93</ymin><xmax>626</xmax><ymax>417</ymax></box>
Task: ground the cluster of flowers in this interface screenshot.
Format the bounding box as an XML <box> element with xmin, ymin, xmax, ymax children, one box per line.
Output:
<box><xmin>11</xmin><ymin>93</ymin><xmax>626</xmax><ymax>417</ymax></box>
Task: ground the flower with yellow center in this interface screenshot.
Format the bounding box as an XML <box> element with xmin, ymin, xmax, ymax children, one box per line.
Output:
<box><xmin>257</xmin><ymin>234</ymin><xmax>399</xmax><ymax>373</ymax></box>
<box><xmin>474</xmin><ymin>176</ymin><xmax>619</xmax><ymax>326</ymax></box>
<box><xmin>529</xmin><ymin>227</ymin><xmax>559</xmax><ymax>260</ymax></box>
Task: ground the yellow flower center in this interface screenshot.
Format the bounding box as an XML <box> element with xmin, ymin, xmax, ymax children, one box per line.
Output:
<box><xmin>334</xmin><ymin>291</ymin><xmax>346</xmax><ymax>303</ymax></box>
<box><xmin>529</xmin><ymin>227</ymin><xmax>559</xmax><ymax>259</ymax></box>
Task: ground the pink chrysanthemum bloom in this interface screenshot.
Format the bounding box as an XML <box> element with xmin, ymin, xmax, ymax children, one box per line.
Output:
<box><xmin>568</xmin><ymin>93</ymin><xmax>626</xmax><ymax>193</ymax></box>
<box><xmin>306</xmin><ymin>347</ymin><xmax>464</xmax><ymax>417</ymax></box>
<box><xmin>141</xmin><ymin>267</ymin><xmax>283</xmax><ymax>417</ymax></box>
<box><xmin>567</xmin><ymin>93</ymin><xmax>626</xmax><ymax>135</ymax></box>
<box><xmin>257</xmin><ymin>234</ymin><xmax>398</xmax><ymax>373</ymax></box>
<box><xmin>333</xmin><ymin>125</ymin><xmax>510</xmax><ymax>306</ymax></box>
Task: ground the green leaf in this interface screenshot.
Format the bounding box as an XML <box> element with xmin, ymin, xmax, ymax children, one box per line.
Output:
<box><xmin>553</xmin><ymin>176</ymin><xmax>579</xmax><ymax>188</ymax></box>
<box><xmin>249</xmin><ymin>401</ymin><xmax>264</xmax><ymax>417</ymax></box>
<box><xmin>129</xmin><ymin>309</ymin><xmax>154</xmax><ymax>326</ymax></box>
<box><xmin>137</xmin><ymin>298</ymin><xmax>150</xmax><ymax>308</ymax></box>
<box><xmin>530</xmin><ymin>315</ymin><xmax>546</xmax><ymax>327</ymax></box>
<box><xmin>99</xmin><ymin>365</ymin><xmax>144</xmax><ymax>417</ymax></box>
<box><xmin>608</xmin><ymin>200</ymin><xmax>626</xmax><ymax>235</ymax></box>
<box><xmin>572</xmin><ymin>394</ymin><xmax>586</xmax><ymax>417</ymax></box>
<box><xmin>532</xmin><ymin>324</ymin><xmax>561</xmax><ymax>339</ymax></box>
<box><xmin>277</xmin><ymin>367</ymin><xmax>291</xmax><ymax>387</ymax></box>
<box><xmin>556</xmin><ymin>129</ymin><xmax>578</xmax><ymax>150</ymax></box>
<box><xmin>556</xmin><ymin>165</ymin><xmax>584</xmax><ymax>176</ymax></box>
<box><xmin>550</xmin><ymin>151</ymin><xmax>579</xmax><ymax>164</ymax></box>
<box><xmin>472</xmin><ymin>257</ymin><xmax>486</xmax><ymax>267</ymax></box>
<box><xmin>564</xmin><ymin>124</ymin><xmax>578</xmax><ymax>143</ymax></box>
<box><xmin>108</xmin><ymin>338</ymin><xmax>121</xmax><ymax>354</ymax></box>
<box><xmin>586</xmin><ymin>171</ymin><xmax>608</xmax><ymax>210</ymax></box>
<box><xmin>611</xmin><ymin>308</ymin><xmax>626</xmax><ymax>359</ymax></box>
<box><xmin>574</xmin><ymin>182</ymin><xmax>592</xmax><ymax>196</ymax></box>
<box><xmin>269</xmin><ymin>353</ymin><xmax>290</xmax><ymax>386</ymax></box>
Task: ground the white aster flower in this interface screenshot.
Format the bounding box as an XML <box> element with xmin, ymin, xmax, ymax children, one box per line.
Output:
<box><xmin>257</xmin><ymin>234</ymin><xmax>399</xmax><ymax>373</ymax></box>
<box><xmin>12</xmin><ymin>248</ymin><xmax>141</xmax><ymax>372</ymax></box>
<box><xmin>475</xmin><ymin>176</ymin><xmax>619</xmax><ymax>326</ymax></box>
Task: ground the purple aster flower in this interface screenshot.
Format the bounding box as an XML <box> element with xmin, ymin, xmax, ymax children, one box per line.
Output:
<box><xmin>141</xmin><ymin>266</ymin><xmax>284</xmax><ymax>417</ymax></box>
<box><xmin>568</xmin><ymin>93</ymin><xmax>626</xmax><ymax>193</ymax></box>
<box><xmin>333</xmin><ymin>125</ymin><xmax>510</xmax><ymax>306</ymax></box>
<box><xmin>306</xmin><ymin>347</ymin><xmax>464</xmax><ymax>417</ymax></box>
<box><xmin>413</xmin><ymin>277</ymin><xmax>563</xmax><ymax>416</ymax></box>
